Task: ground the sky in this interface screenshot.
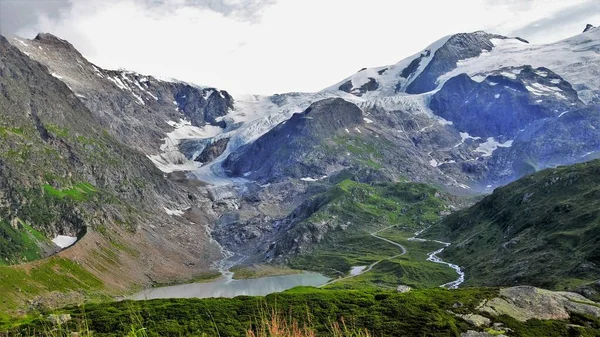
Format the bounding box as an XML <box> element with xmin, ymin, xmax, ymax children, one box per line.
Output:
<box><xmin>1</xmin><ymin>0</ymin><xmax>600</xmax><ymax>95</ymax></box>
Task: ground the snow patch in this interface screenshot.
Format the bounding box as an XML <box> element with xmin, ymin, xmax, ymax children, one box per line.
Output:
<box><xmin>300</xmin><ymin>175</ymin><xmax>327</xmax><ymax>182</ymax></box>
<box><xmin>501</xmin><ymin>72</ymin><xmax>517</xmax><ymax>80</ymax></box>
<box><xmin>164</xmin><ymin>207</ymin><xmax>184</xmax><ymax>216</ymax></box>
<box><xmin>475</xmin><ymin>137</ymin><xmax>514</xmax><ymax>157</ymax></box>
<box><xmin>350</xmin><ymin>266</ymin><xmax>367</xmax><ymax>276</ymax></box>
<box><xmin>52</xmin><ymin>235</ymin><xmax>77</xmax><ymax>249</ymax></box>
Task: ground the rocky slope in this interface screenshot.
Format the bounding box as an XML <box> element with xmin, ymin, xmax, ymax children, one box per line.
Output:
<box><xmin>223</xmin><ymin>98</ymin><xmax>364</xmax><ymax>182</ymax></box>
<box><xmin>214</xmin><ymin>178</ymin><xmax>454</xmax><ymax>273</ymax></box>
<box><xmin>319</xmin><ymin>27</ymin><xmax>600</xmax><ymax>190</ymax></box>
<box><xmin>10</xmin><ymin>33</ymin><xmax>234</xmax><ymax>172</ymax></box>
<box><xmin>426</xmin><ymin>159</ymin><xmax>600</xmax><ymax>292</ymax></box>
<box><xmin>0</xmin><ymin>35</ymin><xmax>223</xmax><ymax>311</ymax></box>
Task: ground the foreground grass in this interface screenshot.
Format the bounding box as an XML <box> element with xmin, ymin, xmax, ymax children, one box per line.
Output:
<box><xmin>4</xmin><ymin>288</ymin><xmax>599</xmax><ymax>337</ymax></box>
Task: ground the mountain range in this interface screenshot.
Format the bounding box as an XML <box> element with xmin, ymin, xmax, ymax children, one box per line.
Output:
<box><xmin>1</xmin><ymin>22</ymin><xmax>600</xmax><ymax>335</ymax></box>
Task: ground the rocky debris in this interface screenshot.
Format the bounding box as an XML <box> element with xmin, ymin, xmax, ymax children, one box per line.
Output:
<box><xmin>396</xmin><ymin>285</ymin><xmax>411</xmax><ymax>293</ymax></box>
<box><xmin>477</xmin><ymin>286</ymin><xmax>600</xmax><ymax>322</ymax></box>
<box><xmin>461</xmin><ymin>331</ymin><xmax>506</xmax><ymax>337</ymax></box>
<box><xmin>456</xmin><ymin>313</ymin><xmax>491</xmax><ymax>327</ymax></box>
<box><xmin>47</xmin><ymin>314</ymin><xmax>71</xmax><ymax>325</ymax></box>
<box><xmin>575</xmin><ymin>280</ymin><xmax>600</xmax><ymax>302</ymax></box>
<box><xmin>207</xmin><ymin>186</ymin><xmax>239</xmax><ymax>202</ymax></box>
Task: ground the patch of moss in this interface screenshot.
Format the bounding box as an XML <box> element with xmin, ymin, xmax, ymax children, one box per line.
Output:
<box><xmin>42</xmin><ymin>182</ymin><xmax>97</xmax><ymax>202</ymax></box>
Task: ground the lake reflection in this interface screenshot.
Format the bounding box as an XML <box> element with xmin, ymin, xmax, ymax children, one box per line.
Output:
<box><xmin>130</xmin><ymin>272</ymin><xmax>330</xmax><ymax>300</ymax></box>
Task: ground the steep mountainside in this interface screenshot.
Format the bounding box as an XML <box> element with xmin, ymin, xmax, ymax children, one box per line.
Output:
<box><xmin>223</xmin><ymin>98</ymin><xmax>364</xmax><ymax>181</ymax></box>
<box><xmin>16</xmin><ymin>28</ymin><xmax>600</xmax><ymax>193</ymax></box>
<box><xmin>317</xmin><ymin>27</ymin><xmax>600</xmax><ymax>189</ymax></box>
<box><xmin>0</xmin><ymin>35</ymin><xmax>222</xmax><ymax>310</ymax></box>
<box><xmin>427</xmin><ymin>159</ymin><xmax>600</xmax><ymax>292</ymax></box>
<box><xmin>11</xmin><ymin>33</ymin><xmax>234</xmax><ymax>172</ymax></box>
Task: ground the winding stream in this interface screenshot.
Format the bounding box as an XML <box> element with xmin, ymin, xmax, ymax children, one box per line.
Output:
<box><xmin>408</xmin><ymin>227</ymin><xmax>465</xmax><ymax>289</ymax></box>
<box><xmin>324</xmin><ymin>225</ymin><xmax>465</xmax><ymax>289</ymax></box>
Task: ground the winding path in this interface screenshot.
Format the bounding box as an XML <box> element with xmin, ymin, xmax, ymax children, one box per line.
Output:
<box><xmin>322</xmin><ymin>225</ymin><xmax>465</xmax><ymax>289</ymax></box>
<box><xmin>321</xmin><ymin>226</ymin><xmax>407</xmax><ymax>286</ymax></box>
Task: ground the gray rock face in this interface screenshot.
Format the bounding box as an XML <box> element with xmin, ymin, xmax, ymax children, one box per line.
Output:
<box><xmin>406</xmin><ymin>32</ymin><xmax>526</xmax><ymax>94</ymax></box>
<box><xmin>339</xmin><ymin>77</ymin><xmax>379</xmax><ymax>96</ymax></box>
<box><xmin>426</xmin><ymin>65</ymin><xmax>600</xmax><ymax>186</ymax></box>
<box><xmin>0</xmin><ymin>35</ymin><xmax>221</xmax><ymax>276</ymax></box>
<box><xmin>173</xmin><ymin>85</ymin><xmax>233</xmax><ymax>126</ymax></box>
<box><xmin>478</xmin><ymin>286</ymin><xmax>600</xmax><ymax>322</ymax></box>
<box><xmin>430</xmin><ymin>66</ymin><xmax>580</xmax><ymax>138</ymax></box>
<box><xmin>223</xmin><ymin>98</ymin><xmax>364</xmax><ymax>182</ymax></box>
<box><xmin>584</xmin><ymin>24</ymin><xmax>596</xmax><ymax>33</ymax></box>
<box><xmin>10</xmin><ymin>33</ymin><xmax>234</xmax><ymax>154</ymax></box>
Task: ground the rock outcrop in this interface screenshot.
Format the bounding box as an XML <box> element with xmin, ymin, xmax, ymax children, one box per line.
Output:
<box><xmin>223</xmin><ymin>98</ymin><xmax>364</xmax><ymax>182</ymax></box>
<box><xmin>478</xmin><ymin>286</ymin><xmax>600</xmax><ymax>322</ymax></box>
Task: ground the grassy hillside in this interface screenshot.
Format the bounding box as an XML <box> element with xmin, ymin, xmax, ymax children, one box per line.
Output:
<box><xmin>4</xmin><ymin>287</ymin><xmax>599</xmax><ymax>337</ymax></box>
<box><xmin>281</xmin><ymin>180</ymin><xmax>460</xmax><ymax>288</ymax></box>
<box><xmin>427</xmin><ymin>159</ymin><xmax>600</xmax><ymax>290</ymax></box>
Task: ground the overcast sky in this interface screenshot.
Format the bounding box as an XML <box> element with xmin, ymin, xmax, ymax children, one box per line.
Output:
<box><xmin>1</xmin><ymin>0</ymin><xmax>599</xmax><ymax>94</ymax></box>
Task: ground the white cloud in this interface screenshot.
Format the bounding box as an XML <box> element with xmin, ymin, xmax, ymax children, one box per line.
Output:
<box><xmin>15</xmin><ymin>0</ymin><xmax>600</xmax><ymax>95</ymax></box>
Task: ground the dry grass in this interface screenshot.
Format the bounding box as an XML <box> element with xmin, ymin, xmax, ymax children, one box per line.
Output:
<box><xmin>246</xmin><ymin>309</ymin><xmax>371</xmax><ymax>337</ymax></box>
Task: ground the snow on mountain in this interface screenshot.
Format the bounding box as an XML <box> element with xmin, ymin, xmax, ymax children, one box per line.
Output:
<box><xmin>190</xmin><ymin>91</ymin><xmax>359</xmax><ymax>184</ymax></box>
<box><xmin>324</xmin><ymin>28</ymin><xmax>600</xmax><ymax>106</ymax></box>
<box><xmin>12</xmin><ymin>27</ymin><xmax>600</xmax><ymax>190</ymax></box>
<box><xmin>440</xmin><ymin>29</ymin><xmax>600</xmax><ymax>103</ymax></box>
<box><xmin>323</xmin><ymin>34</ymin><xmax>452</xmax><ymax>98</ymax></box>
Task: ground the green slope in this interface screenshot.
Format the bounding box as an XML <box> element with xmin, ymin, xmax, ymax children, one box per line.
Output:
<box><xmin>5</xmin><ymin>288</ymin><xmax>600</xmax><ymax>337</ymax></box>
<box><xmin>427</xmin><ymin>159</ymin><xmax>600</xmax><ymax>290</ymax></box>
<box><xmin>279</xmin><ymin>180</ymin><xmax>460</xmax><ymax>288</ymax></box>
